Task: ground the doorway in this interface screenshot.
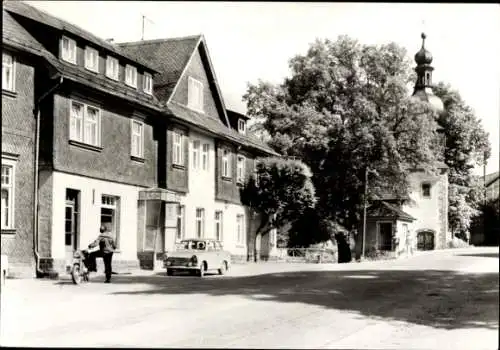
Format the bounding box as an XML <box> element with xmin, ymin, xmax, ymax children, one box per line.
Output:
<box><xmin>417</xmin><ymin>231</ymin><xmax>435</xmax><ymax>250</ymax></box>
<box><xmin>65</xmin><ymin>189</ymin><xmax>80</xmax><ymax>262</ymax></box>
<box><xmin>378</xmin><ymin>222</ymin><xmax>393</xmax><ymax>251</ymax></box>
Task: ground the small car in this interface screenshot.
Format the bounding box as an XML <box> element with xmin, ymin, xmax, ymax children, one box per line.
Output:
<box><xmin>164</xmin><ymin>238</ymin><xmax>231</xmax><ymax>277</ymax></box>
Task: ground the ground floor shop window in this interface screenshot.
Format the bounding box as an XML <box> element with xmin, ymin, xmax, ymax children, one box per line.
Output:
<box><xmin>101</xmin><ymin>195</ymin><xmax>120</xmax><ymax>249</ymax></box>
<box><xmin>176</xmin><ymin>205</ymin><xmax>185</xmax><ymax>241</ymax></box>
<box><xmin>215</xmin><ymin>211</ymin><xmax>223</xmax><ymax>241</ymax></box>
<box><xmin>195</xmin><ymin>208</ymin><xmax>205</xmax><ymax>238</ymax></box>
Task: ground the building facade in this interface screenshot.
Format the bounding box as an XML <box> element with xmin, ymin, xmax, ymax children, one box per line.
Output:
<box><xmin>2</xmin><ymin>1</ymin><xmax>277</xmax><ymax>277</ymax></box>
<box><xmin>1</xmin><ymin>9</ymin><xmax>43</xmax><ymax>277</ymax></box>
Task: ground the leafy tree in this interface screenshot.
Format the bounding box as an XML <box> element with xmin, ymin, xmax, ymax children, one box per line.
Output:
<box><xmin>243</xmin><ymin>35</ymin><xmax>441</xmax><ymax>234</ymax></box>
<box><xmin>240</xmin><ymin>157</ymin><xmax>316</xmax><ymax>262</ymax></box>
<box><xmin>433</xmin><ymin>83</ymin><xmax>491</xmax><ymax>238</ymax></box>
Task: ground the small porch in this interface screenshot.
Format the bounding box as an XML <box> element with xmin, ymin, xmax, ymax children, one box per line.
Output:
<box><xmin>357</xmin><ymin>201</ymin><xmax>416</xmax><ymax>259</ymax></box>
<box><xmin>137</xmin><ymin>188</ymin><xmax>181</xmax><ymax>270</ymax></box>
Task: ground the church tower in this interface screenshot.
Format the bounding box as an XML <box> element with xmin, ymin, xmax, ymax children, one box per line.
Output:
<box><xmin>412</xmin><ymin>32</ymin><xmax>446</xmax><ymax>158</ymax></box>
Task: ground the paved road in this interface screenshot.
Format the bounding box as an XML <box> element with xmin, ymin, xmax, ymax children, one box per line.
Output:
<box><xmin>1</xmin><ymin>247</ymin><xmax>498</xmax><ymax>348</ymax></box>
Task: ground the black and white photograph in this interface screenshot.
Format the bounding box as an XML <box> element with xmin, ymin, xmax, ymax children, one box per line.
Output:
<box><xmin>1</xmin><ymin>1</ymin><xmax>499</xmax><ymax>348</ymax></box>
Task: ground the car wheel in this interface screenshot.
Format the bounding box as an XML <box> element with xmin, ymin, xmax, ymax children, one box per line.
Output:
<box><xmin>166</xmin><ymin>268</ymin><xmax>174</xmax><ymax>276</ymax></box>
<box><xmin>218</xmin><ymin>260</ymin><xmax>229</xmax><ymax>275</ymax></box>
<box><xmin>197</xmin><ymin>264</ymin><xmax>205</xmax><ymax>278</ymax></box>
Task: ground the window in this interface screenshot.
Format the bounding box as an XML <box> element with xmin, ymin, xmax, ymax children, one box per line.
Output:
<box><xmin>215</xmin><ymin>211</ymin><xmax>223</xmax><ymax>241</ymax></box>
<box><xmin>237</xmin><ymin>155</ymin><xmax>246</xmax><ymax>184</ymax></box>
<box><xmin>222</xmin><ymin>149</ymin><xmax>231</xmax><ymax>178</ymax></box>
<box><xmin>84</xmin><ymin>46</ymin><xmax>99</xmax><ymax>72</ymax></box>
<box><xmin>187</xmin><ymin>76</ymin><xmax>204</xmax><ymax>112</ymax></box>
<box><xmin>101</xmin><ymin>195</ymin><xmax>120</xmax><ymax>249</ymax></box>
<box><xmin>131</xmin><ymin>120</ymin><xmax>144</xmax><ymax>158</ymax></box>
<box><xmin>236</xmin><ymin>214</ymin><xmax>245</xmax><ymax>245</ymax></box>
<box><xmin>125</xmin><ymin>64</ymin><xmax>137</xmax><ymax>88</ymax></box>
<box><xmin>195</xmin><ymin>208</ymin><xmax>205</xmax><ymax>238</ymax></box>
<box><xmin>2</xmin><ymin>53</ymin><xmax>15</xmax><ymax>92</ymax></box>
<box><xmin>253</xmin><ymin>161</ymin><xmax>260</xmax><ymax>186</ymax></box>
<box><xmin>192</xmin><ymin>140</ymin><xmax>200</xmax><ymax>169</ymax></box>
<box><xmin>69</xmin><ymin>101</ymin><xmax>101</xmax><ymax>147</ymax></box>
<box><xmin>202</xmin><ymin>144</ymin><xmax>209</xmax><ymax>171</ymax></box>
<box><xmin>61</xmin><ymin>36</ymin><xmax>77</xmax><ymax>64</ymax></box>
<box><xmin>422</xmin><ymin>183</ymin><xmax>431</xmax><ymax>198</ymax></box>
<box><xmin>106</xmin><ymin>56</ymin><xmax>119</xmax><ymax>80</ymax></box>
<box><xmin>176</xmin><ymin>205</ymin><xmax>185</xmax><ymax>241</ymax></box>
<box><xmin>143</xmin><ymin>72</ymin><xmax>153</xmax><ymax>95</ymax></box>
<box><xmin>238</xmin><ymin>119</ymin><xmax>246</xmax><ymax>134</ymax></box>
<box><xmin>173</xmin><ymin>131</ymin><xmax>184</xmax><ymax>165</ymax></box>
<box><xmin>1</xmin><ymin>160</ymin><xmax>15</xmax><ymax>229</ymax></box>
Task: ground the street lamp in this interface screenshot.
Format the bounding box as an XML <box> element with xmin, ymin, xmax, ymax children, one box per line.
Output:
<box><xmin>361</xmin><ymin>167</ymin><xmax>377</xmax><ymax>260</ymax></box>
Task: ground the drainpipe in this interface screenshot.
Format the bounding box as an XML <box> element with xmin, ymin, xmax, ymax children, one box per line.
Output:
<box><xmin>33</xmin><ymin>75</ymin><xmax>64</xmax><ymax>277</ymax></box>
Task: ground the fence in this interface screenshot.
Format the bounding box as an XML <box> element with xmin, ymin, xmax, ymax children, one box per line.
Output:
<box><xmin>275</xmin><ymin>247</ymin><xmax>337</xmax><ymax>263</ymax></box>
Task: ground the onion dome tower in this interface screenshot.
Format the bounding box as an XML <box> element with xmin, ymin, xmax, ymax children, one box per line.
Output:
<box><xmin>412</xmin><ymin>32</ymin><xmax>446</xmax><ymax>158</ymax></box>
<box><xmin>412</xmin><ymin>33</ymin><xmax>444</xmax><ymax>114</ymax></box>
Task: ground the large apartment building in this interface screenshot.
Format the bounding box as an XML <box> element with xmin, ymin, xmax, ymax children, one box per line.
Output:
<box><xmin>1</xmin><ymin>1</ymin><xmax>277</xmax><ymax>277</ymax></box>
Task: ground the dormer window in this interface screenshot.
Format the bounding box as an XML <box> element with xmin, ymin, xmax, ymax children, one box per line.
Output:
<box><xmin>106</xmin><ymin>56</ymin><xmax>119</xmax><ymax>80</ymax></box>
<box><xmin>187</xmin><ymin>76</ymin><xmax>204</xmax><ymax>112</ymax></box>
<box><xmin>125</xmin><ymin>64</ymin><xmax>137</xmax><ymax>88</ymax></box>
<box><xmin>84</xmin><ymin>46</ymin><xmax>99</xmax><ymax>72</ymax></box>
<box><xmin>61</xmin><ymin>36</ymin><xmax>77</xmax><ymax>64</ymax></box>
<box><xmin>143</xmin><ymin>72</ymin><xmax>153</xmax><ymax>95</ymax></box>
<box><xmin>238</xmin><ymin>119</ymin><xmax>246</xmax><ymax>134</ymax></box>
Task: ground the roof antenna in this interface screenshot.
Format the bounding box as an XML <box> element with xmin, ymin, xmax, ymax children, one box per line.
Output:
<box><xmin>141</xmin><ymin>14</ymin><xmax>155</xmax><ymax>41</ymax></box>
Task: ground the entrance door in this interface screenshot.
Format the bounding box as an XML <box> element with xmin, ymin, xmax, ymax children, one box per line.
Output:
<box><xmin>378</xmin><ymin>222</ymin><xmax>393</xmax><ymax>251</ymax></box>
<box><xmin>65</xmin><ymin>203</ymin><xmax>77</xmax><ymax>262</ymax></box>
<box><xmin>417</xmin><ymin>231</ymin><xmax>435</xmax><ymax>250</ymax></box>
<box><xmin>65</xmin><ymin>189</ymin><xmax>80</xmax><ymax>262</ymax></box>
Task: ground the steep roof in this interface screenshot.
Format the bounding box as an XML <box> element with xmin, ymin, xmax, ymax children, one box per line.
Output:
<box><xmin>2</xmin><ymin>9</ymin><xmax>47</xmax><ymax>56</ymax></box>
<box><xmin>485</xmin><ymin>171</ymin><xmax>499</xmax><ymax>187</ymax></box>
<box><xmin>168</xmin><ymin>102</ymin><xmax>278</xmax><ymax>155</ymax></box>
<box><xmin>118</xmin><ymin>35</ymin><xmax>202</xmax><ymax>100</ymax></box>
<box><xmin>45</xmin><ymin>56</ymin><xmax>162</xmax><ymax>112</ymax></box>
<box><xmin>119</xmin><ymin>35</ymin><xmax>275</xmax><ymax>155</ymax></box>
<box><xmin>3</xmin><ymin>1</ymin><xmax>158</xmax><ymax>73</ymax></box>
<box><xmin>367</xmin><ymin>201</ymin><xmax>416</xmax><ymax>222</ymax></box>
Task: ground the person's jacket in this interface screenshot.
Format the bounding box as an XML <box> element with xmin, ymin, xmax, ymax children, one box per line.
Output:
<box><xmin>89</xmin><ymin>233</ymin><xmax>116</xmax><ymax>254</ymax></box>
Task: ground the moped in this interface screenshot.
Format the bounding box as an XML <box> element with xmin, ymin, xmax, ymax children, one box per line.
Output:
<box><xmin>68</xmin><ymin>246</ymin><xmax>99</xmax><ymax>285</ymax></box>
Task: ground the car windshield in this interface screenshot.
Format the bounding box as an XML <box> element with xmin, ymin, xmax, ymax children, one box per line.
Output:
<box><xmin>177</xmin><ymin>240</ymin><xmax>207</xmax><ymax>251</ymax></box>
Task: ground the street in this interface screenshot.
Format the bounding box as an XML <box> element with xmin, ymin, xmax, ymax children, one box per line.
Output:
<box><xmin>1</xmin><ymin>247</ymin><xmax>498</xmax><ymax>349</ymax></box>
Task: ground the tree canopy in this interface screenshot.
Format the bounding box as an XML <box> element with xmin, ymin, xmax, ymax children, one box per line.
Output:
<box><xmin>433</xmin><ymin>83</ymin><xmax>491</xmax><ymax>238</ymax></box>
<box><xmin>244</xmin><ymin>35</ymin><xmax>443</xmax><ymax>232</ymax></box>
<box><xmin>240</xmin><ymin>157</ymin><xmax>316</xmax><ymax>261</ymax></box>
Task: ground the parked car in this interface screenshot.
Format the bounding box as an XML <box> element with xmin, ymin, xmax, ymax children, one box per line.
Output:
<box><xmin>163</xmin><ymin>239</ymin><xmax>231</xmax><ymax>277</ymax></box>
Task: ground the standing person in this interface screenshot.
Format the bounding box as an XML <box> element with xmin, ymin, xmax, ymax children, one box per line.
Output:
<box><xmin>89</xmin><ymin>225</ymin><xmax>116</xmax><ymax>283</ymax></box>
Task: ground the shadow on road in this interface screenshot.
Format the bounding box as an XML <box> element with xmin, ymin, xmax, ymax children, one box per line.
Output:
<box><xmin>93</xmin><ymin>268</ymin><xmax>499</xmax><ymax>331</ymax></box>
<box><xmin>457</xmin><ymin>252</ymin><xmax>499</xmax><ymax>258</ymax></box>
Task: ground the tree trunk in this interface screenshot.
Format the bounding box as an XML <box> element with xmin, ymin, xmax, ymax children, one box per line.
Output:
<box><xmin>253</xmin><ymin>232</ymin><xmax>260</xmax><ymax>262</ymax></box>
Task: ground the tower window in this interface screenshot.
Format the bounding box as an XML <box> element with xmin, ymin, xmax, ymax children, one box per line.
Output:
<box><xmin>425</xmin><ymin>72</ymin><xmax>431</xmax><ymax>85</ymax></box>
<box><xmin>422</xmin><ymin>183</ymin><xmax>431</xmax><ymax>198</ymax></box>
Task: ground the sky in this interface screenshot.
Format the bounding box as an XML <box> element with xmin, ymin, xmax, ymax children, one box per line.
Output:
<box><xmin>25</xmin><ymin>1</ymin><xmax>500</xmax><ymax>175</ymax></box>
